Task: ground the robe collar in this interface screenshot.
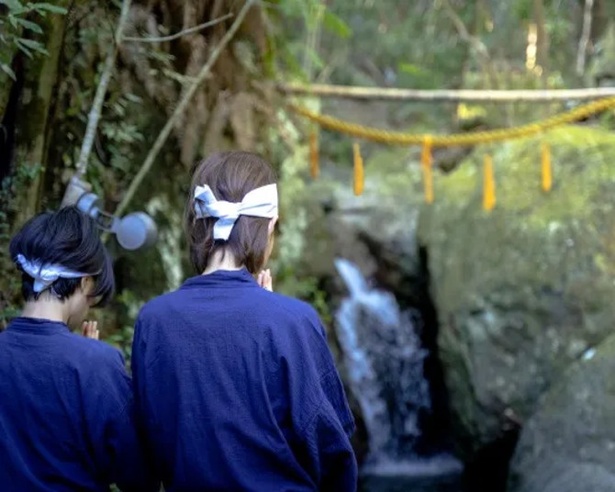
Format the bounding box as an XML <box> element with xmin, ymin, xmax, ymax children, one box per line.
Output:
<box><xmin>5</xmin><ymin>317</ymin><xmax>70</xmax><ymax>335</ymax></box>
<box><xmin>181</xmin><ymin>267</ymin><xmax>257</xmax><ymax>290</ymax></box>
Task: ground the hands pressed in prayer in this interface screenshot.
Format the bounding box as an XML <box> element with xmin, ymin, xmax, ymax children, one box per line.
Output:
<box><xmin>82</xmin><ymin>320</ymin><xmax>99</xmax><ymax>340</ymax></box>
<box><xmin>257</xmin><ymin>269</ymin><xmax>273</xmax><ymax>291</ymax></box>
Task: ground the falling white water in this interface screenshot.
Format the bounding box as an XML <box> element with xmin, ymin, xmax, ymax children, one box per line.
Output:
<box><xmin>334</xmin><ymin>258</ymin><xmax>431</xmax><ymax>463</ymax></box>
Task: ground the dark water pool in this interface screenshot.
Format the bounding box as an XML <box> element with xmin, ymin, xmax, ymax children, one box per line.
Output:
<box><xmin>360</xmin><ymin>475</ymin><xmax>462</xmax><ymax>492</ymax></box>
<box><xmin>359</xmin><ymin>456</ymin><xmax>464</xmax><ymax>492</ymax></box>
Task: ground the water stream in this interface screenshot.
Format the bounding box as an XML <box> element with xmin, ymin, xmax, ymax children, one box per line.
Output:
<box><xmin>334</xmin><ymin>258</ymin><xmax>463</xmax><ymax>491</ymax></box>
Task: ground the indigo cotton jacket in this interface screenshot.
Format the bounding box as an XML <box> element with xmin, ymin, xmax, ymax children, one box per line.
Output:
<box><xmin>132</xmin><ymin>268</ymin><xmax>358</xmax><ymax>492</ymax></box>
<box><xmin>0</xmin><ymin>317</ymin><xmax>157</xmax><ymax>491</ymax></box>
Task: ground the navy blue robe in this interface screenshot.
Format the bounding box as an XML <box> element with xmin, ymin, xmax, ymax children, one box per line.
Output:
<box><xmin>0</xmin><ymin>317</ymin><xmax>156</xmax><ymax>492</ymax></box>
<box><xmin>132</xmin><ymin>269</ymin><xmax>358</xmax><ymax>491</ymax></box>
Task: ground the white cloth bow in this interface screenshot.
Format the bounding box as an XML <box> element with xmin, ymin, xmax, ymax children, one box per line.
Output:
<box><xmin>15</xmin><ymin>254</ymin><xmax>91</xmax><ymax>293</ymax></box>
<box><xmin>194</xmin><ymin>184</ymin><xmax>278</xmax><ymax>240</ymax></box>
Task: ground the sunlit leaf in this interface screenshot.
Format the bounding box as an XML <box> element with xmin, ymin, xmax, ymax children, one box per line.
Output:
<box><xmin>398</xmin><ymin>62</ymin><xmax>427</xmax><ymax>75</ymax></box>
<box><xmin>322</xmin><ymin>10</ymin><xmax>352</xmax><ymax>39</ymax></box>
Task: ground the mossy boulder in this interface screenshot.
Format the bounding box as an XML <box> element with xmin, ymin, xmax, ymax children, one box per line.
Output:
<box><xmin>508</xmin><ymin>333</ymin><xmax>615</xmax><ymax>492</ymax></box>
<box><xmin>290</xmin><ymin>146</ymin><xmax>427</xmax><ymax>305</ymax></box>
<box><xmin>418</xmin><ymin>125</ymin><xmax>615</xmax><ymax>455</ymax></box>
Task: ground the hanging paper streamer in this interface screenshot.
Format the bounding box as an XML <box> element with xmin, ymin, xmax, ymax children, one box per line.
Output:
<box><xmin>541</xmin><ymin>142</ymin><xmax>552</xmax><ymax>192</ymax></box>
<box><xmin>421</xmin><ymin>136</ymin><xmax>434</xmax><ymax>204</ymax></box>
<box><xmin>483</xmin><ymin>154</ymin><xmax>496</xmax><ymax>211</ymax></box>
<box><xmin>353</xmin><ymin>142</ymin><xmax>364</xmax><ymax>196</ymax></box>
<box><xmin>309</xmin><ymin>130</ymin><xmax>319</xmax><ymax>179</ymax></box>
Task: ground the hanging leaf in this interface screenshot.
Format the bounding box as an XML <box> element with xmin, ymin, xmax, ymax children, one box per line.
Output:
<box><xmin>16</xmin><ymin>37</ymin><xmax>48</xmax><ymax>55</ymax></box>
<box><xmin>15</xmin><ymin>18</ymin><xmax>43</xmax><ymax>34</ymax></box>
<box><xmin>14</xmin><ymin>39</ymin><xmax>33</xmax><ymax>58</ymax></box>
<box><xmin>0</xmin><ymin>0</ymin><xmax>24</xmax><ymax>12</ymax></box>
<box><xmin>0</xmin><ymin>63</ymin><xmax>16</xmax><ymax>81</ymax></box>
<box><xmin>322</xmin><ymin>10</ymin><xmax>352</xmax><ymax>39</ymax></box>
<box><xmin>31</xmin><ymin>3</ymin><xmax>68</xmax><ymax>15</ymax></box>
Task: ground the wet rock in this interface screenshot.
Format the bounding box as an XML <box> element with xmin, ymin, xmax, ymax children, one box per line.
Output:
<box><xmin>508</xmin><ymin>333</ymin><xmax>615</xmax><ymax>492</ymax></box>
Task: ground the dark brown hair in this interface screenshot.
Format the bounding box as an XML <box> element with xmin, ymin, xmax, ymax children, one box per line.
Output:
<box><xmin>10</xmin><ymin>206</ymin><xmax>115</xmax><ymax>306</ymax></box>
<box><xmin>185</xmin><ymin>151</ymin><xmax>277</xmax><ymax>274</ymax></box>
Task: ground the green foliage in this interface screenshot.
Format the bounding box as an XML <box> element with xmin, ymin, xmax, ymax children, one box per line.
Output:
<box><xmin>265</xmin><ymin>0</ymin><xmax>353</xmax><ymax>80</ymax></box>
<box><xmin>591</xmin><ymin>24</ymin><xmax>615</xmax><ymax>84</ymax></box>
<box><xmin>313</xmin><ymin>1</ymin><xmax>468</xmax><ymax>89</ymax></box>
<box><xmin>0</xmin><ymin>0</ymin><xmax>67</xmax><ymax>79</ymax></box>
<box><xmin>102</xmin><ymin>289</ymin><xmax>141</xmax><ymax>366</ymax></box>
<box><xmin>277</xmin><ymin>268</ymin><xmax>332</xmax><ymax>324</ymax></box>
<box><xmin>106</xmin><ymin>324</ymin><xmax>134</xmax><ymax>365</ymax></box>
<box><xmin>0</xmin><ymin>163</ymin><xmax>44</xmax><ymax>328</ymax></box>
<box><xmin>322</xmin><ymin>10</ymin><xmax>351</xmax><ymax>39</ymax></box>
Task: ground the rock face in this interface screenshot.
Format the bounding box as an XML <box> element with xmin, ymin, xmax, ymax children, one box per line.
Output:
<box><xmin>418</xmin><ymin>125</ymin><xmax>615</xmax><ymax>457</ymax></box>
<box><xmin>292</xmin><ymin>147</ymin><xmax>425</xmax><ymax>298</ymax></box>
<box><xmin>508</xmin><ymin>333</ymin><xmax>615</xmax><ymax>492</ymax></box>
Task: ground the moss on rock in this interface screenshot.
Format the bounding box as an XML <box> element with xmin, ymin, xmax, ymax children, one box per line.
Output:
<box><xmin>419</xmin><ymin>124</ymin><xmax>615</xmax><ymax>455</ymax></box>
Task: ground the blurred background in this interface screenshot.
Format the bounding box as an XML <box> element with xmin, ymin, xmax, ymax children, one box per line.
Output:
<box><xmin>2</xmin><ymin>1</ymin><xmax>615</xmax><ymax>491</ymax></box>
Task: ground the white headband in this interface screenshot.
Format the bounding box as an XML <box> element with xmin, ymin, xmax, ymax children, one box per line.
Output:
<box><xmin>194</xmin><ymin>184</ymin><xmax>278</xmax><ymax>241</ymax></box>
<box><xmin>15</xmin><ymin>254</ymin><xmax>92</xmax><ymax>294</ymax></box>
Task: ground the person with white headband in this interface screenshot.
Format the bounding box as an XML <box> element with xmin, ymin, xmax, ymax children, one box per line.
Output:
<box><xmin>0</xmin><ymin>206</ymin><xmax>156</xmax><ymax>492</ymax></box>
<box><xmin>132</xmin><ymin>151</ymin><xmax>357</xmax><ymax>491</ymax></box>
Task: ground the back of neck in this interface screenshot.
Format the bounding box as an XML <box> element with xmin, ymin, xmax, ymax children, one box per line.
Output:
<box><xmin>21</xmin><ymin>297</ymin><xmax>68</xmax><ymax>324</ymax></box>
<box><xmin>202</xmin><ymin>248</ymin><xmax>243</xmax><ymax>275</ymax></box>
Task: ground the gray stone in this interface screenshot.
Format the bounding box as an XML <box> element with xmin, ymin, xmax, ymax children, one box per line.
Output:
<box><xmin>508</xmin><ymin>333</ymin><xmax>615</xmax><ymax>492</ymax></box>
<box><xmin>418</xmin><ymin>125</ymin><xmax>615</xmax><ymax>455</ymax></box>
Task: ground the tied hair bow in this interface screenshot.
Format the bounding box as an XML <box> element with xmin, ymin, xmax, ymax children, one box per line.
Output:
<box><xmin>194</xmin><ymin>184</ymin><xmax>278</xmax><ymax>240</ymax></box>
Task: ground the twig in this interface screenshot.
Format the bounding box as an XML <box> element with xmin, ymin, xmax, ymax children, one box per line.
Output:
<box><xmin>277</xmin><ymin>82</ymin><xmax>615</xmax><ymax>102</ymax></box>
<box><xmin>576</xmin><ymin>0</ymin><xmax>594</xmax><ymax>76</ymax></box>
<box><xmin>302</xmin><ymin>2</ymin><xmax>325</xmax><ymax>82</ymax></box>
<box><xmin>123</xmin><ymin>13</ymin><xmax>233</xmax><ymax>43</ymax></box>
<box><xmin>113</xmin><ymin>0</ymin><xmax>256</xmax><ymax>219</ymax></box>
<box><xmin>441</xmin><ymin>0</ymin><xmax>489</xmax><ymax>60</ymax></box>
<box><xmin>440</xmin><ymin>0</ymin><xmax>500</xmax><ymax>90</ymax></box>
<box><xmin>75</xmin><ymin>0</ymin><xmax>132</xmax><ymax>176</ymax></box>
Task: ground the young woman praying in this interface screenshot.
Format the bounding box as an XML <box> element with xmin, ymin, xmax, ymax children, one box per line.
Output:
<box><xmin>0</xmin><ymin>206</ymin><xmax>156</xmax><ymax>491</ymax></box>
<box><xmin>132</xmin><ymin>151</ymin><xmax>358</xmax><ymax>491</ymax></box>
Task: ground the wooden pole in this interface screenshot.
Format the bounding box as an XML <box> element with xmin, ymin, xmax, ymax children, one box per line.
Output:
<box><xmin>277</xmin><ymin>82</ymin><xmax>615</xmax><ymax>102</ymax></box>
<box><xmin>75</xmin><ymin>0</ymin><xmax>132</xmax><ymax>176</ymax></box>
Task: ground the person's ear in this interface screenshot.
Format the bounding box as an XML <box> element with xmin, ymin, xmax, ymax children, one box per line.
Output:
<box><xmin>268</xmin><ymin>216</ymin><xmax>278</xmax><ymax>235</ymax></box>
<box><xmin>80</xmin><ymin>276</ymin><xmax>93</xmax><ymax>294</ymax></box>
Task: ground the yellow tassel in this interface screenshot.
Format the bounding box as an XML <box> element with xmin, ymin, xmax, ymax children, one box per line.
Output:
<box><xmin>309</xmin><ymin>130</ymin><xmax>319</xmax><ymax>179</ymax></box>
<box><xmin>483</xmin><ymin>154</ymin><xmax>496</xmax><ymax>211</ymax></box>
<box><xmin>421</xmin><ymin>136</ymin><xmax>434</xmax><ymax>204</ymax></box>
<box><xmin>353</xmin><ymin>142</ymin><xmax>364</xmax><ymax>196</ymax></box>
<box><xmin>541</xmin><ymin>142</ymin><xmax>552</xmax><ymax>192</ymax></box>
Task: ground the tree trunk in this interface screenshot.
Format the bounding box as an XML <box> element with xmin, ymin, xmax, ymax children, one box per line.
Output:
<box><xmin>12</xmin><ymin>3</ymin><xmax>71</xmax><ymax>227</ymax></box>
<box><xmin>534</xmin><ymin>0</ymin><xmax>549</xmax><ymax>75</ymax></box>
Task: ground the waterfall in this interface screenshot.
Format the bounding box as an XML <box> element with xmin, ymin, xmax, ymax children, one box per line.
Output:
<box><xmin>334</xmin><ymin>258</ymin><xmax>432</xmax><ymax>463</ymax></box>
